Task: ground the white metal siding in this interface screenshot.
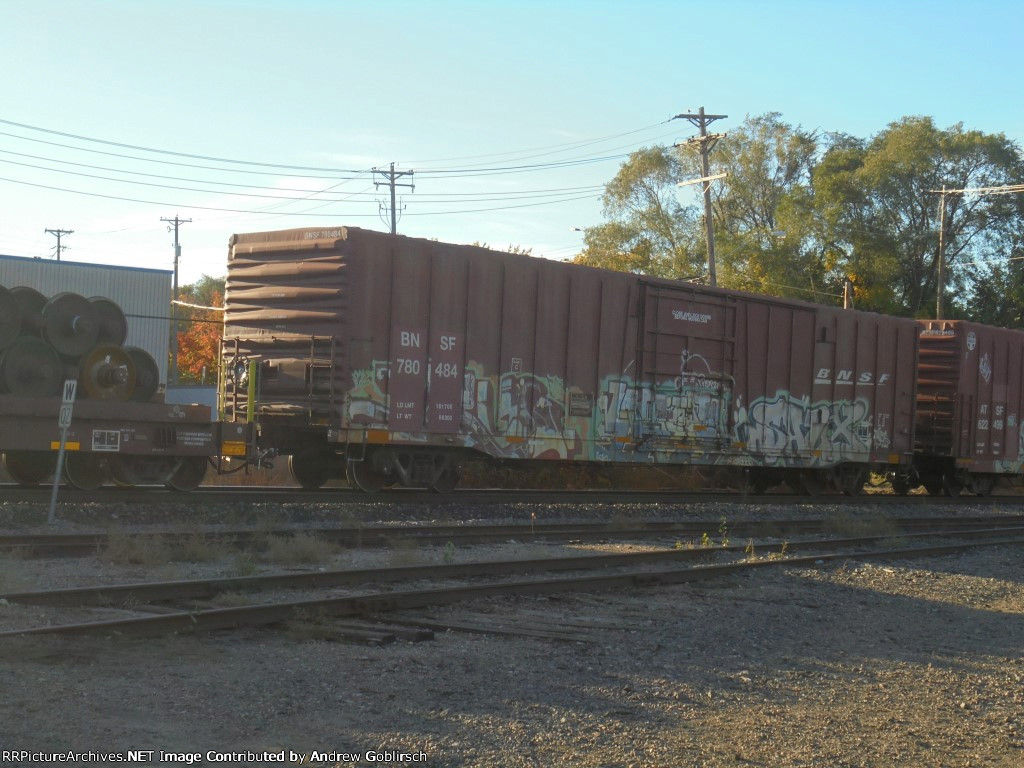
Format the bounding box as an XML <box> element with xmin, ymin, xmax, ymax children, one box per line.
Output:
<box><xmin>0</xmin><ymin>255</ymin><xmax>172</xmax><ymax>385</ymax></box>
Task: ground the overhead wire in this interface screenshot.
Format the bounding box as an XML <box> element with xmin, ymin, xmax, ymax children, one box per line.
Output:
<box><xmin>0</xmin><ymin>115</ymin><xmax>674</xmax><ymax>225</ymax></box>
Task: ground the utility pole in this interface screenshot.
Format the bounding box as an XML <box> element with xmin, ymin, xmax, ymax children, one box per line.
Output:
<box><xmin>373</xmin><ymin>163</ymin><xmax>414</xmax><ymax>234</ymax></box>
<box><xmin>935</xmin><ymin>185</ymin><xmax>947</xmax><ymax>320</ymax></box>
<box><xmin>926</xmin><ymin>182</ymin><xmax>1024</xmax><ymax>319</ymax></box>
<box><xmin>161</xmin><ymin>215</ymin><xmax>191</xmax><ymax>385</ymax></box>
<box><xmin>843</xmin><ymin>278</ymin><xmax>855</xmax><ymax>310</ymax></box>
<box><xmin>673</xmin><ymin>107</ymin><xmax>727</xmax><ymax>286</ymax></box>
<box><xmin>44</xmin><ymin>228</ymin><xmax>74</xmax><ymax>261</ymax></box>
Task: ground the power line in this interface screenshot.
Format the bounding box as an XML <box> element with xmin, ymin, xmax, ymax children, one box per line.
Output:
<box><xmin>0</xmin><ymin>117</ymin><xmax>370</xmax><ymax>173</ymax></box>
<box><xmin>0</xmin><ymin>145</ymin><xmax>605</xmax><ymax>198</ymax></box>
<box><xmin>406</xmin><ymin>120</ymin><xmax>672</xmax><ymax>165</ymax></box>
<box><xmin>0</xmin><ymin>120</ymin><xmax>674</xmax><ymax>179</ymax></box>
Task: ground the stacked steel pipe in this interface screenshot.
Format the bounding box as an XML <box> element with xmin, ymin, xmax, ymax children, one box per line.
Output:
<box><xmin>0</xmin><ymin>284</ymin><xmax>160</xmax><ymax>402</ymax></box>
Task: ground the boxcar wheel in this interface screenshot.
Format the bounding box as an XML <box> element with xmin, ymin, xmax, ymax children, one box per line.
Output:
<box><xmin>2</xmin><ymin>451</ymin><xmax>56</xmax><ymax>487</ymax></box>
<box><xmin>430</xmin><ymin>465</ymin><xmax>462</xmax><ymax>494</ymax></box>
<box><xmin>166</xmin><ymin>456</ymin><xmax>209</xmax><ymax>492</ymax></box>
<box><xmin>735</xmin><ymin>468</ymin><xmax>770</xmax><ymax>495</ymax></box>
<box><xmin>833</xmin><ymin>466</ymin><xmax>867</xmax><ymax>496</ymax></box>
<box><xmin>942</xmin><ymin>474</ymin><xmax>963</xmax><ymax>498</ymax></box>
<box><xmin>64</xmin><ymin>453</ymin><xmax>108</xmax><ymax>490</ymax></box>
<box><xmin>288</xmin><ymin>451</ymin><xmax>332</xmax><ymax>490</ymax></box>
<box><xmin>969</xmin><ymin>475</ymin><xmax>995</xmax><ymax>497</ymax></box>
<box><xmin>890</xmin><ymin>474</ymin><xmax>912</xmax><ymax>496</ymax></box>
<box><xmin>798</xmin><ymin>470</ymin><xmax>827</xmax><ymax>496</ymax></box>
<box><xmin>346</xmin><ymin>458</ymin><xmax>390</xmax><ymax>493</ymax></box>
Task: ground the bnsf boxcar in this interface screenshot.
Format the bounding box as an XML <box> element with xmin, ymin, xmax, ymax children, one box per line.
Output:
<box><xmin>914</xmin><ymin>319</ymin><xmax>1024</xmax><ymax>496</ymax></box>
<box><xmin>220</xmin><ymin>227</ymin><xmax>919</xmax><ymax>493</ymax></box>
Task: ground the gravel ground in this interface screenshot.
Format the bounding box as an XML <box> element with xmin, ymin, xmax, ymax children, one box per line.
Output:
<box><xmin>0</xmin><ymin>500</ymin><xmax>1022</xmax><ymax>767</ymax></box>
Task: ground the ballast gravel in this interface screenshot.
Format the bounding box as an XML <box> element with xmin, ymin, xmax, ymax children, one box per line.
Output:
<box><xmin>0</xmin><ymin>498</ymin><xmax>1022</xmax><ymax>767</ymax></box>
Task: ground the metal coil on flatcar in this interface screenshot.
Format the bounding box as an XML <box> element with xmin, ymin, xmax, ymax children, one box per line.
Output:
<box><xmin>42</xmin><ymin>292</ymin><xmax>100</xmax><ymax>358</ymax></box>
<box><xmin>79</xmin><ymin>345</ymin><xmax>137</xmax><ymax>401</ymax></box>
<box><xmin>0</xmin><ymin>336</ymin><xmax>62</xmax><ymax>396</ymax></box>
<box><xmin>89</xmin><ymin>296</ymin><xmax>128</xmax><ymax>346</ymax></box>
<box><xmin>124</xmin><ymin>345</ymin><xmax>160</xmax><ymax>402</ymax></box>
<box><xmin>9</xmin><ymin>286</ymin><xmax>46</xmax><ymax>337</ymax></box>
<box><xmin>0</xmin><ymin>285</ymin><xmax>22</xmax><ymax>349</ymax></box>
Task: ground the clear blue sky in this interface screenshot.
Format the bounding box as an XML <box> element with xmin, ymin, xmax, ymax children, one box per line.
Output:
<box><xmin>1</xmin><ymin>0</ymin><xmax>1021</xmax><ymax>285</ymax></box>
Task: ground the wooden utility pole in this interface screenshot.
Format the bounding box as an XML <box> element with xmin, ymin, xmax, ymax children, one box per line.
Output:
<box><xmin>935</xmin><ymin>186</ymin><xmax>947</xmax><ymax>319</ymax></box>
<box><xmin>161</xmin><ymin>215</ymin><xmax>191</xmax><ymax>385</ymax></box>
<box><xmin>373</xmin><ymin>163</ymin><xmax>414</xmax><ymax>234</ymax></box>
<box><xmin>926</xmin><ymin>182</ymin><xmax>1024</xmax><ymax>319</ymax></box>
<box><xmin>673</xmin><ymin>107</ymin><xmax>727</xmax><ymax>286</ymax></box>
<box><xmin>44</xmin><ymin>228</ymin><xmax>73</xmax><ymax>261</ymax></box>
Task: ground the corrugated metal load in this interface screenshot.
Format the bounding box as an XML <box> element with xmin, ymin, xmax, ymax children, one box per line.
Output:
<box><xmin>222</xmin><ymin>227</ymin><xmax>919</xmax><ymax>473</ymax></box>
<box><xmin>917</xmin><ymin>320</ymin><xmax>1024</xmax><ymax>473</ymax></box>
<box><xmin>0</xmin><ymin>255</ymin><xmax>171</xmax><ymax>385</ymax></box>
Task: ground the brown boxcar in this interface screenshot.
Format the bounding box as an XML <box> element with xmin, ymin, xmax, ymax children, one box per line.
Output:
<box><xmin>220</xmin><ymin>227</ymin><xmax>919</xmax><ymax>492</ymax></box>
<box><xmin>915</xmin><ymin>319</ymin><xmax>1024</xmax><ymax>495</ymax></box>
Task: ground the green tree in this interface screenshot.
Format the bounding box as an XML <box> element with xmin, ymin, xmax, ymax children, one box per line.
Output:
<box><xmin>573</xmin><ymin>146</ymin><xmax>704</xmax><ymax>279</ymax></box>
<box><xmin>705</xmin><ymin>113</ymin><xmax>827</xmax><ymax>300</ymax></box>
<box><xmin>574</xmin><ymin>116</ymin><xmax>827</xmax><ymax>298</ymax></box>
<box><xmin>813</xmin><ymin>116</ymin><xmax>1024</xmax><ymax>317</ymax></box>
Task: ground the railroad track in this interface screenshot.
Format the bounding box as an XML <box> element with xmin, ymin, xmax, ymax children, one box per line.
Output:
<box><xmin>2</xmin><ymin>523</ymin><xmax>1022</xmax><ymax>640</ymax></box>
<box><xmin>3</xmin><ymin>514</ymin><xmax>1024</xmax><ymax>557</ymax></box>
<box><xmin>4</xmin><ymin>484</ymin><xmax>1024</xmax><ymax>506</ymax></box>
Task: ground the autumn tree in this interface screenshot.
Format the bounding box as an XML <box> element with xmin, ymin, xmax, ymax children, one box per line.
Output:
<box><xmin>175</xmin><ymin>274</ymin><xmax>224</xmax><ymax>384</ymax></box>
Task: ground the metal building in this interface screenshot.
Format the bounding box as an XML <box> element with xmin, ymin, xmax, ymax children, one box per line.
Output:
<box><xmin>0</xmin><ymin>254</ymin><xmax>171</xmax><ymax>385</ymax></box>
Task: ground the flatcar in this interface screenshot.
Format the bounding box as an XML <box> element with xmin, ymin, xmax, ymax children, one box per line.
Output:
<box><xmin>219</xmin><ymin>227</ymin><xmax>920</xmax><ymax>494</ymax></box>
<box><xmin>0</xmin><ymin>283</ymin><xmax>249</xmax><ymax>490</ymax></box>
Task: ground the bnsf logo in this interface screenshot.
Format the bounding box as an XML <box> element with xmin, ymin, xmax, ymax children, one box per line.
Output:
<box><xmin>815</xmin><ymin>369</ymin><xmax>891</xmax><ymax>385</ymax></box>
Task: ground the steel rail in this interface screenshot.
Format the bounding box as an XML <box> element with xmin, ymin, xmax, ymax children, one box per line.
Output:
<box><xmin>4</xmin><ymin>484</ymin><xmax>1024</xmax><ymax>506</ymax></box>
<box><xmin>3</xmin><ymin>515</ymin><xmax>1024</xmax><ymax>556</ymax></box>
<box><xmin>3</xmin><ymin>515</ymin><xmax>1024</xmax><ymax>557</ymax></box>
<box><xmin>2</xmin><ymin>529</ymin><xmax>1023</xmax><ymax>638</ymax></box>
<box><xmin>4</xmin><ymin>525</ymin><xmax>1024</xmax><ymax>609</ymax></box>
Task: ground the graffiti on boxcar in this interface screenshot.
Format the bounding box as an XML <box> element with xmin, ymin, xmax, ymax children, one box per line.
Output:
<box><xmin>346</xmin><ymin>353</ymin><xmax>883</xmax><ymax>466</ymax></box>
<box><xmin>596</xmin><ymin>350</ymin><xmax>732</xmax><ymax>449</ymax></box>
<box><xmin>462</xmin><ymin>364</ymin><xmax>584</xmax><ymax>459</ymax></box>
<box><xmin>735</xmin><ymin>392</ymin><xmax>874</xmax><ymax>465</ymax></box>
